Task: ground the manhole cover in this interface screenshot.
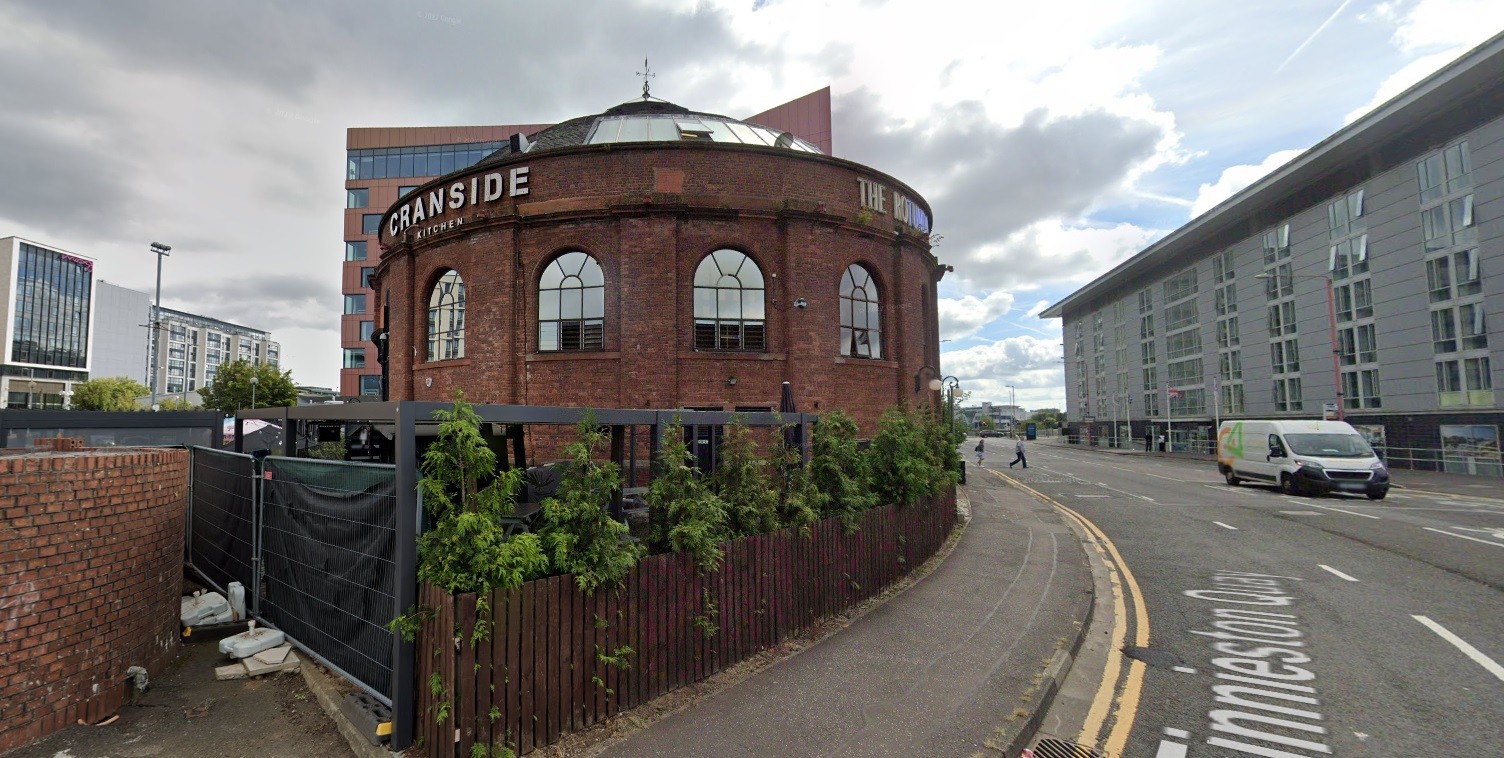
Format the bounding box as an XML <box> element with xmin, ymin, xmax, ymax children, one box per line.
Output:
<box><xmin>1029</xmin><ymin>737</ymin><xmax>1104</xmax><ymax>758</ymax></box>
<box><xmin>1122</xmin><ymin>645</ymin><xmax>1181</xmax><ymax>668</ymax></box>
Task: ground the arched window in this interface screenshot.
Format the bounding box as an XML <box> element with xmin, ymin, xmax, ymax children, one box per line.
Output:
<box><xmin>840</xmin><ymin>264</ymin><xmax>881</xmax><ymax>358</ymax></box>
<box><xmin>427</xmin><ymin>269</ymin><xmax>465</xmax><ymax>361</ymax></box>
<box><xmin>538</xmin><ymin>252</ymin><xmax>605</xmax><ymax>351</ymax></box>
<box><xmin>693</xmin><ymin>250</ymin><xmax>765</xmax><ymax>351</ymax></box>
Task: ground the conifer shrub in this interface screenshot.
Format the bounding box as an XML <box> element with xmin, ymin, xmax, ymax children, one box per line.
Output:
<box><xmin>804</xmin><ymin>410</ymin><xmax>876</xmax><ymax>531</ymax></box>
<box><xmin>646</xmin><ymin>418</ymin><xmax>731</xmax><ymax>572</ymax></box>
<box><xmin>416</xmin><ymin>393</ymin><xmax>549</xmax><ymax>593</ymax></box>
<box><xmin>534</xmin><ymin>415</ymin><xmax>643</xmax><ymax>593</ymax></box>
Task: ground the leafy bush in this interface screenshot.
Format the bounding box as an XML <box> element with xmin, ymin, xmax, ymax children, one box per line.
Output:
<box><xmin>647</xmin><ymin>419</ymin><xmax>731</xmax><ymax>572</ymax></box>
<box><xmin>416</xmin><ymin>394</ymin><xmax>548</xmax><ymax>594</ymax></box>
<box><xmin>534</xmin><ymin>416</ymin><xmax>642</xmax><ymax>593</ymax></box>
<box><xmin>865</xmin><ymin>405</ymin><xmax>955</xmax><ymax>507</ymax></box>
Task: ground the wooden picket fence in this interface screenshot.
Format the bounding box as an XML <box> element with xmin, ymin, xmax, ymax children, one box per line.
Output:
<box><xmin>415</xmin><ymin>491</ymin><xmax>957</xmax><ymax>756</ymax></box>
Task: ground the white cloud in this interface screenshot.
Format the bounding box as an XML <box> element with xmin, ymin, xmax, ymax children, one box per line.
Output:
<box><xmin>1188</xmin><ymin>149</ymin><xmax>1305</xmax><ymax>217</ymax></box>
<box><xmin>958</xmin><ymin>220</ymin><xmax>1164</xmax><ymax>293</ymax></box>
<box><xmin>1372</xmin><ymin>0</ymin><xmax>1504</xmax><ymax>53</ymax></box>
<box><xmin>940</xmin><ymin>335</ymin><xmax>1065</xmax><ymax>409</ymax></box>
<box><xmin>938</xmin><ymin>291</ymin><xmax>1014</xmax><ymax>341</ymax></box>
<box><xmin>1345</xmin><ymin>1</ymin><xmax>1504</xmax><ymax>123</ymax></box>
<box><xmin>1024</xmin><ymin>299</ymin><xmax>1053</xmax><ymax>318</ymax></box>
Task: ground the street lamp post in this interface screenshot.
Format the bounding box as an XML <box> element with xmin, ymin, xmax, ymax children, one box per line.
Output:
<box><xmin>1256</xmin><ymin>271</ymin><xmax>1343</xmax><ymax>420</ymax></box>
<box><xmin>931</xmin><ymin>375</ymin><xmax>960</xmax><ymax>439</ymax></box>
<box><xmin>250</xmin><ymin>375</ymin><xmax>259</xmax><ymax>410</ymax></box>
<box><xmin>148</xmin><ymin>242</ymin><xmax>171</xmax><ymax>410</ymax></box>
<box><xmin>1006</xmin><ymin>385</ymin><xmax>1016</xmax><ymax>433</ymax></box>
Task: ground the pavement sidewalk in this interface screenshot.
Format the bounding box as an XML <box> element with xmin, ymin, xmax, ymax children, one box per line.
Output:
<box><xmin>597</xmin><ymin>467</ymin><xmax>1094</xmax><ymax>757</ymax></box>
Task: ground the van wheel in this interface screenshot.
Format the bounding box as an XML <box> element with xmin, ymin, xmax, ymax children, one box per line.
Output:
<box><xmin>1367</xmin><ymin>491</ymin><xmax>1387</xmax><ymax>501</ymax></box>
<box><xmin>1280</xmin><ymin>474</ymin><xmax>1299</xmax><ymax>495</ymax></box>
<box><xmin>1225</xmin><ymin>470</ymin><xmax>1240</xmax><ymax>486</ymax></box>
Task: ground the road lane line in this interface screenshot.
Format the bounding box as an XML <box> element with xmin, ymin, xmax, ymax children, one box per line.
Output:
<box><xmin>1155</xmin><ymin>740</ymin><xmax>1188</xmax><ymax>757</ymax></box>
<box><xmin>1142</xmin><ymin>471</ymin><xmax>1182</xmax><ymax>481</ymax></box>
<box><xmin>1423</xmin><ymin>527</ymin><xmax>1504</xmax><ymax>549</ymax></box>
<box><xmin>1413</xmin><ymin>615</ymin><xmax>1504</xmax><ymax>683</ymax></box>
<box><xmin>1318</xmin><ymin>564</ymin><xmax>1359</xmax><ymax>582</ymax></box>
<box><xmin>1213</xmin><ymin>521</ymin><xmax>1238</xmax><ymax>530</ymax></box>
<box><xmin>1303</xmin><ymin>502</ymin><xmax>1382</xmax><ymax>519</ymax></box>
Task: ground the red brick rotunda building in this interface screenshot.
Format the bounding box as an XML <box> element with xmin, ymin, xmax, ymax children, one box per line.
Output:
<box><xmin>372</xmin><ymin>98</ymin><xmax>949</xmax><ymax>433</ymax></box>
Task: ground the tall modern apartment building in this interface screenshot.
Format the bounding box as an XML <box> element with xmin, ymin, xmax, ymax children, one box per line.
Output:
<box><xmin>1043</xmin><ymin>34</ymin><xmax>1503</xmax><ymax>473</ymax></box>
<box><xmin>1</xmin><ymin>236</ymin><xmax>94</xmax><ymax>408</ymax></box>
<box><xmin>148</xmin><ymin>307</ymin><xmax>280</xmax><ymax>398</ymax></box>
<box><xmin>341</xmin><ymin>88</ymin><xmax>835</xmax><ymax>397</ymax></box>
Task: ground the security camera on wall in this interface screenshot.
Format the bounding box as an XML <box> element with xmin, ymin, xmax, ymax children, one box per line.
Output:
<box><xmin>794</xmin><ymin>297</ymin><xmax>808</xmax><ymax>309</ymax></box>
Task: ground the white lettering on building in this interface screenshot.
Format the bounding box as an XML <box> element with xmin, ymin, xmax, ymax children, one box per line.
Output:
<box><xmin>386</xmin><ymin>167</ymin><xmax>531</xmax><ymax>239</ymax></box>
<box><xmin>857</xmin><ymin>177</ymin><xmax>930</xmax><ymax>233</ymax></box>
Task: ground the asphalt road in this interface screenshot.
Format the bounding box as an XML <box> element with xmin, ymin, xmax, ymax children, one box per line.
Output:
<box><xmin>1000</xmin><ymin>441</ymin><xmax>1504</xmax><ymax>757</ymax></box>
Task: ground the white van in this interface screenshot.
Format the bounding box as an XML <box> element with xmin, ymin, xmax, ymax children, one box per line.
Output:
<box><xmin>1217</xmin><ymin>419</ymin><xmax>1389</xmax><ymax>500</ymax></box>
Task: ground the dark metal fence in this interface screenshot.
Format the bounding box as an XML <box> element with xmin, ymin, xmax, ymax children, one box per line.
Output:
<box><xmin>416</xmin><ymin>491</ymin><xmax>959</xmax><ymax>757</ymax></box>
<box><xmin>186</xmin><ymin>447</ymin><xmax>399</xmax><ymax>705</ymax></box>
<box><xmin>188</xmin><ymin>448</ymin><xmax>257</xmax><ymax>594</ymax></box>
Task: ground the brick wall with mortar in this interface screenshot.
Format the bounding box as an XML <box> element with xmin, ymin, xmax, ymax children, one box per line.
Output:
<box><xmin>0</xmin><ymin>449</ymin><xmax>187</xmax><ymax>752</ymax></box>
<box><xmin>375</xmin><ymin>143</ymin><xmax>947</xmax><ymax>438</ymax></box>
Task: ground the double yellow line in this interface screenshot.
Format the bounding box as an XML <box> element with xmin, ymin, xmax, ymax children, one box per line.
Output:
<box><xmin>989</xmin><ymin>469</ymin><xmax>1150</xmax><ymax>756</ymax></box>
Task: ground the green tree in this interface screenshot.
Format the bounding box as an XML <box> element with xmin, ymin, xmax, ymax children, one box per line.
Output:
<box><xmin>157</xmin><ymin>396</ymin><xmax>199</xmax><ymax>410</ymax></box>
<box><xmin>534</xmin><ymin>416</ymin><xmax>642</xmax><ymax>593</ymax></box>
<box><xmin>71</xmin><ymin>377</ymin><xmax>149</xmax><ymax>411</ymax></box>
<box><xmin>1029</xmin><ymin>408</ymin><xmax>1064</xmax><ymax>429</ymax></box>
<box><xmin>199</xmin><ymin>359</ymin><xmax>297</xmax><ymax>413</ymax></box>
<box><xmin>417</xmin><ymin>393</ymin><xmax>549</xmax><ymax>594</ymax></box>
<box><xmin>646</xmin><ymin>418</ymin><xmax>731</xmax><ymax>572</ymax></box>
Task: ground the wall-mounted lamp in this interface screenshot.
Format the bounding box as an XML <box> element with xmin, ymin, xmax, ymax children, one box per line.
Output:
<box><xmin>913</xmin><ymin>364</ymin><xmax>937</xmax><ymax>393</ymax></box>
<box><xmin>793</xmin><ymin>297</ymin><xmax>807</xmax><ymax>310</ymax></box>
<box><xmin>727</xmin><ymin>376</ymin><xmax>738</xmax><ymax>387</ymax></box>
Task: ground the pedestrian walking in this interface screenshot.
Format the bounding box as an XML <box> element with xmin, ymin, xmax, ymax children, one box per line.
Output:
<box><xmin>1144</xmin><ymin>430</ymin><xmax>1153</xmax><ymax>452</ymax></box>
<box><xmin>1157</xmin><ymin>433</ymin><xmax>1166</xmax><ymax>452</ymax></box>
<box><xmin>1008</xmin><ymin>436</ymin><xmax>1028</xmax><ymax>468</ymax></box>
<box><xmin>974</xmin><ymin>438</ymin><xmax>985</xmax><ymax>467</ymax></box>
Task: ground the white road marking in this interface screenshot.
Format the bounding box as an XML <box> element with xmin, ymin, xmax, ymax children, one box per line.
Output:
<box><xmin>1279</xmin><ymin>510</ymin><xmax>1323</xmax><ymax>515</ymax></box>
<box><xmin>1413</xmin><ymin>615</ymin><xmax>1504</xmax><ymax>683</ymax></box>
<box><xmin>1142</xmin><ymin>471</ymin><xmax>1181</xmax><ymax>481</ymax></box>
<box><xmin>1172</xmin><ymin>666</ymin><xmax>1197</xmax><ymax>674</ymax></box>
<box><xmin>1423</xmin><ymin>527</ymin><xmax>1504</xmax><ymax>549</ymax></box>
<box><xmin>1318</xmin><ymin>564</ymin><xmax>1359</xmax><ymax>582</ymax></box>
<box><xmin>1163</xmin><ymin>727</ymin><xmax>1190</xmax><ymax>739</ymax></box>
<box><xmin>1303</xmin><ymin>502</ymin><xmax>1382</xmax><ymax>519</ymax></box>
<box><xmin>1074</xmin><ymin>494</ymin><xmax>1110</xmax><ymax>498</ymax></box>
<box><xmin>1154</xmin><ymin>741</ymin><xmax>1188</xmax><ymax>758</ymax></box>
<box><xmin>1388</xmin><ymin>493</ymin><xmax>1411</xmax><ymax>500</ymax></box>
<box><xmin>1214</xmin><ymin>521</ymin><xmax>1238</xmax><ymax>530</ymax></box>
<box><xmin>1205</xmin><ymin>484</ymin><xmax>1258</xmax><ymax>496</ymax></box>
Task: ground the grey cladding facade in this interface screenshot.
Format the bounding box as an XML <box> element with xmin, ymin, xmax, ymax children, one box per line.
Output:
<box><xmin>1044</xmin><ymin>33</ymin><xmax>1504</xmax><ymax>473</ymax></box>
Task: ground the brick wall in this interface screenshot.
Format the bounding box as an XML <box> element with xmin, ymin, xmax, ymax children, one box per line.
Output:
<box><xmin>375</xmin><ymin>144</ymin><xmax>945</xmax><ymax>437</ymax></box>
<box><xmin>0</xmin><ymin>449</ymin><xmax>187</xmax><ymax>752</ymax></box>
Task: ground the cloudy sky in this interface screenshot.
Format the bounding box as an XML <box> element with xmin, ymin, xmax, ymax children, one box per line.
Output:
<box><xmin>3</xmin><ymin>0</ymin><xmax>1500</xmax><ymax>411</ymax></box>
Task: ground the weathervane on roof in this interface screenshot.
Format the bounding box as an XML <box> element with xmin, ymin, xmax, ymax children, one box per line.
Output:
<box><xmin>636</xmin><ymin>57</ymin><xmax>655</xmax><ymax>100</ymax></box>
